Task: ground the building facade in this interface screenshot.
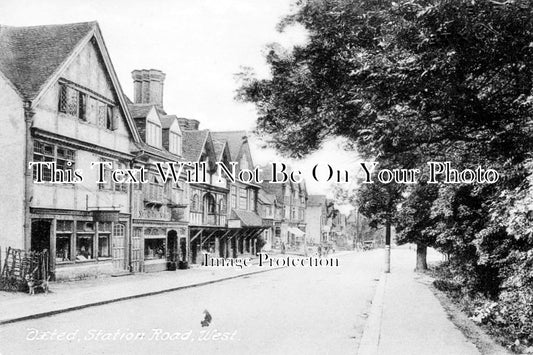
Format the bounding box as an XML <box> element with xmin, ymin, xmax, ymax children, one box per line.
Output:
<box><xmin>0</xmin><ymin>22</ymin><xmax>141</xmax><ymax>280</ymax></box>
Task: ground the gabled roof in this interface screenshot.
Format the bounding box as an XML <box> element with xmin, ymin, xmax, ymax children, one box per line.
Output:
<box><xmin>161</xmin><ymin>115</ymin><xmax>179</xmax><ymax>130</ymax></box>
<box><xmin>212</xmin><ymin>139</ymin><xmax>229</xmax><ymax>162</ymax></box>
<box><xmin>182</xmin><ymin>130</ymin><xmax>210</xmax><ymax>162</ymax></box>
<box><xmin>211</xmin><ymin>131</ymin><xmax>247</xmax><ymax>161</ymax></box>
<box><xmin>0</xmin><ymin>21</ymin><xmax>140</xmax><ymax>142</ymax></box>
<box><xmin>128</xmin><ymin>104</ymin><xmax>167</xmax><ymax>120</ymax></box>
<box><xmin>258</xmin><ymin>190</ymin><xmax>276</xmax><ymax>205</ymax></box>
<box><xmin>0</xmin><ymin>21</ymin><xmax>95</xmax><ymax>100</ymax></box>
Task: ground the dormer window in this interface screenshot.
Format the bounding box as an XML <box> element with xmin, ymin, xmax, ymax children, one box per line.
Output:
<box><xmin>169</xmin><ymin>132</ymin><xmax>182</xmax><ymax>155</ymax></box>
<box><xmin>146</xmin><ymin>121</ymin><xmax>162</xmax><ymax>148</ymax></box>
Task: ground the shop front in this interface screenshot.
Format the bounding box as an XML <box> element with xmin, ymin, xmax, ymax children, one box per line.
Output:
<box><xmin>30</xmin><ymin>208</ymin><xmax>129</xmax><ymax>281</ymax></box>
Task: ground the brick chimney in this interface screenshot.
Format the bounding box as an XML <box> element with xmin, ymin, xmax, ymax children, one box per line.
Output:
<box><xmin>131</xmin><ymin>69</ymin><xmax>166</xmax><ymax>109</ymax></box>
<box><xmin>177</xmin><ymin>118</ymin><xmax>200</xmax><ymax>131</ymax></box>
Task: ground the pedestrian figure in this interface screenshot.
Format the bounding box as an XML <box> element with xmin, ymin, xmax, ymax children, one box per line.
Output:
<box><xmin>318</xmin><ymin>245</ymin><xmax>322</xmax><ymax>258</ymax></box>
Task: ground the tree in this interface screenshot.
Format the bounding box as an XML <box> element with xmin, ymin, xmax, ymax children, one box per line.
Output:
<box><xmin>395</xmin><ymin>183</ymin><xmax>439</xmax><ymax>270</ymax></box>
<box><xmin>238</xmin><ymin>0</ymin><xmax>533</xmax><ymax>269</ymax></box>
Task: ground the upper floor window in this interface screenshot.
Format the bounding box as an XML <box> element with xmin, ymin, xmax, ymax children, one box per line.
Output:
<box><xmin>219</xmin><ymin>198</ymin><xmax>226</xmax><ymax>215</ymax></box>
<box><xmin>231</xmin><ymin>186</ymin><xmax>237</xmax><ymax>209</ymax></box>
<box><xmin>248</xmin><ymin>189</ymin><xmax>256</xmax><ymax>212</ymax></box>
<box><xmin>239</xmin><ymin>188</ymin><xmax>248</xmax><ymax>210</ymax></box>
<box><xmin>169</xmin><ymin>132</ymin><xmax>182</xmax><ymax>155</ymax></box>
<box><xmin>98</xmin><ymin>105</ymin><xmax>114</xmax><ymax>130</ymax></box>
<box><xmin>33</xmin><ymin>141</ymin><xmax>75</xmax><ymax>182</ymax></box>
<box><xmin>191</xmin><ymin>194</ymin><xmax>200</xmax><ymax>212</ymax></box>
<box><xmin>59</xmin><ymin>84</ymin><xmax>87</xmax><ymax>120</ymax></box>
<box><xmin>148</xmin><ymin>176</ymin><xmax>163</xmax><ymax>202</ymax></box>
<box><xmin>97</xmin><ymin>159</ymin><xmax>126</xmax><ymax>192</ymax></box>
<box><xmin>59</xmin><ymin>82</ymin><xmax>117</xmax><ymax>129</ymax></box>
<box><xmin>146</xmin><ymin>121</ymin><xmax>162</xmax><ymax>148</ymax></box>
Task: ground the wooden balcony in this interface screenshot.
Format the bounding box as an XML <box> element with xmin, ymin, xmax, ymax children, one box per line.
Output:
<box><xmin>189</xmin><ymin>211</ymin><xmax>226</xmax><ymax>227</ymax></box>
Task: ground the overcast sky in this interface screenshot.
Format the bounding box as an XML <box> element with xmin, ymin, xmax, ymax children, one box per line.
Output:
<box><xmin>0</xmin><ymin>0</ymin><xmax>360</xmax><ymax>206</ymax></box>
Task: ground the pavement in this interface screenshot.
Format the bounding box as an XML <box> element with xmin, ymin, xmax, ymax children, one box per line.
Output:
<box><xmin>358</xmin><ymin>247</ymin><xmax>480</xmax><ymax>355</ymax></box>
<box><xmin>0</xmin><ymin>247</ymin><xmax>485</xmax><ymax>354</ymax></box>
<box><xmin>0</xmin><ymin>250</ymin><xmax>380</xmax><ymax>355</ymax></box>
<box><xmin>0</xmin><ymin>250</ymin><xmax>349</xmax><ymax>326</ymax></box>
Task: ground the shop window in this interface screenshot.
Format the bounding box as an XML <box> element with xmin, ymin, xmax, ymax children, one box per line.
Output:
<box><xmin>56</xmin><ymin>220</ymin><xmax>72</xmax><ymax>262</ymax></box>
<box><xmin>98</xmin><ymin>222</ymin><xmax>112</xmax><ymax>258</ymax></box>
<box><xmin>76</xmin><ymin>221</ymin><xmax>94</xmax><ymax>261</ymax></box>
<box><xmin>145</xmin><ymin>239</ymin><xmax>166</xmax><ymax>260</ymax></box>
<box><xmin>76</xmin><ymin>235</ymin><xmax>94</xmax><ymax>261</ymax></box>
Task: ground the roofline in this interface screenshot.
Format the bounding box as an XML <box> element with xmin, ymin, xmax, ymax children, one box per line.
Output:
<box><xmin>29</xmin><ymin>22</ymin><xmax>141</xmax><ymax>143</ymax></box>
<box><xmin>0</xmin><ymin>69</ymin><xmax>23</xmax><ymax>99</ymax></box>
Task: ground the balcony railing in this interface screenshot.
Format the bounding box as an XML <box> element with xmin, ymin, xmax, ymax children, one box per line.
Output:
<box><xmin>189</xmin><ymin>212</ymin><xmax>226</xmax><ymax>226</ymax></box>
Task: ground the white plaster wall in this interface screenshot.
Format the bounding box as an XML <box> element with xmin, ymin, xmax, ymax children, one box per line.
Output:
<box><xmin>30</xmin><ymin>38</ymin><xmax>133</xmax><ymax>214</ymax></box>
<box><xmin>0</xmin><ymin>76</ymin><xmax>25</xmax><ymax>249</ymax></box>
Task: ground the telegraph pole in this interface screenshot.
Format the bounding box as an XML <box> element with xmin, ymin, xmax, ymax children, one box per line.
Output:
<box><xmin>384</xmin><ymin>220</ymin><xmax>391</xmax><ymax>273</ymax></box>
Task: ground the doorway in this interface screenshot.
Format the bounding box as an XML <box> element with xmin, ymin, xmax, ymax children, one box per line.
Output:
<box><xmin>31</xmin><ymin>220</ymin><xmax>51</xmax><ymax>252</ymax></box>
<box><xmin>167</xmin><ymin>230</ymin><xmax>178</xmax><ymax>262</ymax></box>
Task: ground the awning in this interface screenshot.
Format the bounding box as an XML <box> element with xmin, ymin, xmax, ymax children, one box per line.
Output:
<box><xmin>229</xmin><ymin>210</ymin><xmax>264</xmax><ymax>227</ymax></box>
<box><xmin>288</xmin><ymin>227</ymin><xmax>305</xmax><ymax>237</ymax></box>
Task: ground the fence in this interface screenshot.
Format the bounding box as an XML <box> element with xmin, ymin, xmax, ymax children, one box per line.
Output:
<box><xmin>0</xmin><ymin>246</ymin><xmax>49</xmax><ymax>292</ymax></box>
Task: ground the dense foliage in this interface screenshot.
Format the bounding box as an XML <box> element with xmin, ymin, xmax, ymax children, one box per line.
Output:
<box><xmin>238</xmin><ymin>0</ymin><xmax>533</xmax><ymax>349</ymax></box>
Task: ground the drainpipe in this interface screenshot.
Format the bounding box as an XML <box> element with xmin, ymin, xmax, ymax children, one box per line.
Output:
<box><xmin>23</xmin><ymin>102</ymin><xmax>35</xmax><ymax>250</ymax></box>
<box><xmin>128</xmin><ymin>150</ymin><xmax>145</xmax><ymax>272</ymax></box>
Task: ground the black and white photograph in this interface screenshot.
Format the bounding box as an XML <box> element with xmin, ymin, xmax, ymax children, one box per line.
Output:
<box><xmin>0</xmin><ymin>0</ymin><xmax>532</xmax><ymax>354</ymax></box>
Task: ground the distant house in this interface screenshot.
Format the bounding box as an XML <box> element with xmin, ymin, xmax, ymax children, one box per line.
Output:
<box><xmin>211</xmin><ymin>131</ymin><xmax>264</xmax><ymax>256</ymax></box>
<box><xmin>305</xmin><ymin>195</ymin><xmax>327</xmax><ymax>245</ymax></box>
<box><xmin>260</xmin><ymin>165</ymin><xmax>308</xmax><ymax>249</ymax></box>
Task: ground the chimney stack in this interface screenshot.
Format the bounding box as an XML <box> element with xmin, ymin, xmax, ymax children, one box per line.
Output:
<box><xmin>132</xmin><ymin>69</ymin><xmax>166</xmax><ymax>109</ymax></box>
<box><xmin>177</xmin><ymin>118</ymin><xmax>200</xmax><ymax>131</ymax></box>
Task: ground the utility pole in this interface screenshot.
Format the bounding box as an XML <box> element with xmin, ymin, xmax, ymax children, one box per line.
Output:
<box><xmin>385</xmin><ymin>220</ymin><xmax>391</xmax><ymax>273</ymax></box>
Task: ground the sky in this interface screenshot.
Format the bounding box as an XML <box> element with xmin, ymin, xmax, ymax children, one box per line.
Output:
<box><xmin>0</xmin><ymin>0</ymin><xmax>360</xmax><ymax>209</ymax></box>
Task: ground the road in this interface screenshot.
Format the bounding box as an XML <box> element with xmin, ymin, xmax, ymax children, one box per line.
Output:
<box><xmin>0</xmin><ymin>250</ymin><xmax>383</xmax><ymax>355</ymax></box>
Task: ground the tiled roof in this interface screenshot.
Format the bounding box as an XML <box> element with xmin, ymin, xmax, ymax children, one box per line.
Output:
<box><xmin>211</xmin><ymin>131</ymin><xmax>247</xmax><ymax>161</ymax></box>
<box><xmin>231</xmin><ymin>209</ymin><xmax>263</xmax><ymax>227</ymax></box>
<box><xmin>128</xmin><ymin>104</ymin><xmax>153</xmax><ymax>119</ymax></box>
<box><xmin>182</xmin><ymin>130</ymin><xmax>209</xmax><ymax>162</ymax></box>
<box><xmin>132</xmin><ymin>141</ymin><xmax>183</xmax><ymax>162</ymax></box>
<box><xmin>258</xmin><ymin>190</ymin><xmax>276</xmax><ymax>205</ymax></box>
<box><xmin>260</xmin><ymin>181</ymin><xmax>284</xmax><ymax>202</ymax></box>
<box><xmin>160</xmin><ymin>115</ymin><xmax>178</xmax><ymax>129</ymax></box>
<box><xmin>0</xmin><ymin>22</ymin><xmax>95</xmax><ymax>100</ymax></box>
<box><xmin>308</xmin><ymin>194</ymin><xmax>326</xmax><ymax>206</ymax></box>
